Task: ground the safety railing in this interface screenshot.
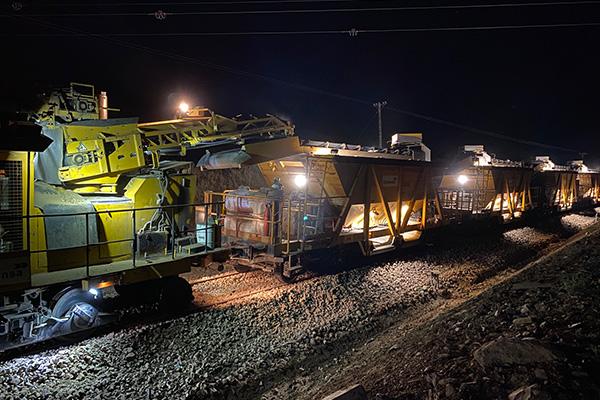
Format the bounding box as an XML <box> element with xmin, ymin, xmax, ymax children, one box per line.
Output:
<box><xmin>5</xmin><ymin>201</ymin><xmax>224</xmax><ymax>279</ymax></box>
<box><xmin>204</xmin><ymin>191</ymin><xmax>281</xmax><ymax>244</ymax></box>
<box><xmin>438</xmin><ymin>189</ymin><xmax>498</xmax><ymax>212</ymax></box>
<box><xmin>439</xmin><ymin>188</ymin><xmax>529</xmax><ymax>214</ymax></box>
<box><xmin>204</xmin><ymin>191</ymin><xmax>349</xmax><ymax>253</ymax></box>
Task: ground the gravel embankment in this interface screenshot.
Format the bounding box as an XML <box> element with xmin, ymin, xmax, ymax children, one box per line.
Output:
<box><xmin>291</xmin><ymin>216</ymin><xmax>600</xmax><ymax>400</ymax></box>
<box><xmin>0</xmin><ymin>213</ymin><xmax>595</xmax><ymax>400</ymax></box>
<box><xmin>560</xmin><ymin>211</ymin><xmax>598</xmax><ymax>232</ymax></box>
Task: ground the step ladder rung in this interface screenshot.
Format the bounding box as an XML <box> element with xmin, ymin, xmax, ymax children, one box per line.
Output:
<box><xmin>370</xmin><ymin>244</ymin><xmax>396</xmax><ymax>255</ymax></box>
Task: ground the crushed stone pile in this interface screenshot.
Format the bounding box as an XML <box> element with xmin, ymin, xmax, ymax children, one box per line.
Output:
<box><xmin>0</xmin><ymin>216</ymin><xmax>591</xmax><ymax>400</ymax></box>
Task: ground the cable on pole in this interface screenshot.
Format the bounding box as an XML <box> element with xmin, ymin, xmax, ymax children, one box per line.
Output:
<box><xmin>6</xmin><ymin>15</ymin><xmax>583</xmax><ymax>154</ymax></box>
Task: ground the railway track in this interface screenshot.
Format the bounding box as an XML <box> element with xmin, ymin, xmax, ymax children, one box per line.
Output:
<box><xmin>192</xmin><ymin>271</ymin><xmax>317</xmax><ymax>309</ymax></box>
<box><xmin>0</xmin><ymin>268</ymin><xmax>310</xmax><ymax>360</ymax></box>
<box><xmin>1</xmin><ymin>215</ymin><xmax>597</xmax><ymax>400</ymax></box>
<box><xmin>187</xmin><ymin>270</ymin><xmax>249</xmax><ymax>286</ymax></box>
<box><xmin>1</xmin><ymin>212</ymin><xmax>594</xmax><ymax>362</ymax></box>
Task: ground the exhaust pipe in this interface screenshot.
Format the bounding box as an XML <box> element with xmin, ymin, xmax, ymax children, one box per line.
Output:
<box><xmin>98</xmin><ymin>91</ymin><xmax>108</xmax><ymax>119</ymax></box>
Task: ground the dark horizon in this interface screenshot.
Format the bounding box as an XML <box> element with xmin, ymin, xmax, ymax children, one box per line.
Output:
<box><xmin>3</xmin><ymin>0</ymin><xmax>600</xmax><ymax>166</ymax></box>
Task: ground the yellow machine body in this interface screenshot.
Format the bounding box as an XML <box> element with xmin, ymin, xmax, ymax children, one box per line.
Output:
<box><xmin>34</xmin><ymin>174</ymin><xmax>192</xmax><ymax>261</ymax></box>
<box><xmin>53</xmin><ymin>108</ymin><xmax>293</xmax><ymax>194</ymax></box>
<box><xmin>0</xmin><ymin>146</ymin><xmax>198</xmax><ymax>292</ymax></box>
<box><xmin>0</xmin><ymin>150</ymin><xmax>33</xmax><ymax>293</ymax></box>
<box><xmin>58</xmin><ymin>120</ymin><xmax>147</xmax><ymax>191</ymax></box>
<box><xmin>35</xmin><ymin>82</ymin><xmax>102</xmax><ymax>123</ymax></box>
<box><xmin>0</xmin><ymin>83</ymin><xmax>294</xmax><ymax>295</ymax></box>
<box><xmin>0</xmin><ymin>83</ymin><xmax>298</xmax><ymax>348</ymax></box>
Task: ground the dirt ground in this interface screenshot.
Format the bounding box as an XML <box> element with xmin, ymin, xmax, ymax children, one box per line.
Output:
<box><xmin>0</xmin><ymin>215</ymin><xmax>597</xmax><ymax>400</ymax></box>
<box><xmin>269</xmin><ymin>223</ymin><xmax>600</xmax><ymax>399</ymax></box>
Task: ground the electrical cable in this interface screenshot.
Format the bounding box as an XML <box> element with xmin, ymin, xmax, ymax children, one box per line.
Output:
<box><xmin>39</xmin><ymin>0</ymin><xmax>355</xmax><ymax>6</ymax></box>
<box><xmin>4</xmin><ymin>1</ymin><xmax>600</xmax><ymax>17</ymax></box>
<box><xmin>7</xmin><ymin>15</ymin><xmax>582</xmax><ymax>153</ymax></box>
<box><xmin>356</xmin><ymin>113</ymin><xmax>378</xmax><ymax>139</ymax></box>
<box><xmin>5</xmin><ymin>22</ymin><xmax>600</xmax><ymax>36</ymax></box>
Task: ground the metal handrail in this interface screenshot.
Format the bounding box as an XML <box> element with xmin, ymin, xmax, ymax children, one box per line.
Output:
<box><xmin>204</xmin><ymin>189</ymin><xmax>352</xmax><ymax>247</ymax></box>
<box><xmin>18</xmin><ymin>200</ymin><xmax>225</xmax><ymax>277</ymax></box>
<box><xmin>22</xmin><ymin>201</ymin><xmax>222</xmax><ymax>219</ymax></box>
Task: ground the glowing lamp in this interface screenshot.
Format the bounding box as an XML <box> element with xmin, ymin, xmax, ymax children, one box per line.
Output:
<box><xmin>294</xmin><ymin>174</ymin><xmax>307</xmax><ymax>188</ymax></box>
<box><xmin>178</xmin><ymin>101</ymin><xmax>190</xmax><ymax>114</ymax></box>
<box><xmin>457</xmin><ymin>174</ymin><xmax>469</xmax><ymax>185</ymax></box>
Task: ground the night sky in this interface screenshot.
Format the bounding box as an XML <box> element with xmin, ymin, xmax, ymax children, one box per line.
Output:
<box><xmin>2</xmin><ymin>0</ymin><xmax>600</xmax><ymax>166</ymax></box>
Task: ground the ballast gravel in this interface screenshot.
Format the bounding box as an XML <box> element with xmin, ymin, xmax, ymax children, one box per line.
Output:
<box><xmin>0</xmin><ymin>213</ymin><xmax>595</xmax><ymax>400</ymax></box>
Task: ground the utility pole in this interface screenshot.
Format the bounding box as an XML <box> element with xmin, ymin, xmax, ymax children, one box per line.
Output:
<box><xmin>373</xmin><ymin>101</ymin><xmax>387</xmax><ymax>148</ymax></box>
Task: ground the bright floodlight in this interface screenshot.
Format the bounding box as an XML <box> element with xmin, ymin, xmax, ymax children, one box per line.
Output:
<box><xmin>457</xmin><ymin>174</ymin><xmax>469</xmax><ymax>185</ymax></box>
<box><xmin>294</xmin><ymin>174</ymin><xmax>307</xmax><ymax>188</ymax></box>
<box><xmin>88</xmin><ymin>288</ymin><xmax>99</xmax><ymax>297</ymax></box>
<box><xmin>178</xmin><ymin>101</ymin><xmax>190</xmax><ymax>114</ymax></box>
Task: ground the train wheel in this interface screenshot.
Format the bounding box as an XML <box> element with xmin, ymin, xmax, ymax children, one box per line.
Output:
<box><xmin>50</xmin><ymin>287</ymin><xmax>100</xmax><ymax>341</ymax></box>
<box><xmin>158</xmin><ymin>276</ymin><xmax>193</xmax><ymax>313</ymax></box>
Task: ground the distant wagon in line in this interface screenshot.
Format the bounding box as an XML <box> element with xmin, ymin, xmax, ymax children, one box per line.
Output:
<box><xmin>437</xmin><ymin>145</ymin><xmax>532</xmax><ymax>223</ymax></box>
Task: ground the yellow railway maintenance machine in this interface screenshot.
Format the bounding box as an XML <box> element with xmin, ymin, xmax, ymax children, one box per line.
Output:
<box><xmin>205</xmin><ymin>133</ymin><xmax>443</xmax><ymax>281</ymax></box>
<box><xmin>0</xmin><ymin>83</ymin><xmax>294</xmax><ymax>348</ymax></box>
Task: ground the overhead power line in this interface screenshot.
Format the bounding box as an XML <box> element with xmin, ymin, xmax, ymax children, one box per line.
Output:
<box><xmin>4</xmin><ymin>1</ymin><xmax>600</xmax><ymax>17</ymax></box>
<box><xmin>40</xmin><ymin>0</ymin><xmax>355</xmax><ymax>6</ymax></box>
<box><xmin>7</xmin><ymin>15</ymin><xmax>580</xmax><ymax>153</ymax></box>
<box><xmin>5</xmin><ymin>22</ymin><xmax>600</xmax><ymax>36</ymax></box>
